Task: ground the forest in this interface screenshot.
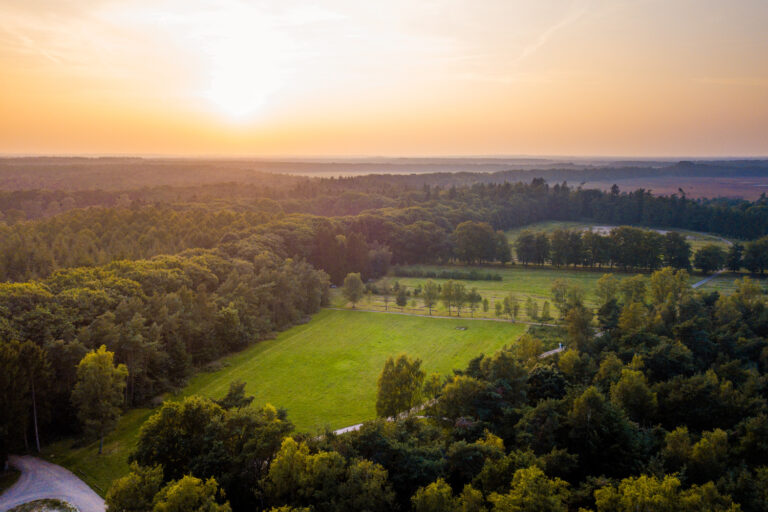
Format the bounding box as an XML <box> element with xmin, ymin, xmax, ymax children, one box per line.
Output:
<box><xmin>2</xmin><ymin>171</ymin><xmax>768</xmax><ymax>511</ymax></box>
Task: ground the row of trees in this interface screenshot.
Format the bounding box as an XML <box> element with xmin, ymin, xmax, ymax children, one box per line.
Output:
<box><xmin>516</xmin><ymin>227</ymin><xmax>694</xmax><ymax>271</ymax></box>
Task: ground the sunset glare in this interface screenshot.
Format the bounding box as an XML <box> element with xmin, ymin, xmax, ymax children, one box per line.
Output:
<box><xmin>1</xmin><ymin>0</ymin><xmax>767</xmax><ymax>156</ymax></box>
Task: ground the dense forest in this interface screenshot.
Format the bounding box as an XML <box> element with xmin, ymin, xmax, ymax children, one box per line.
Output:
<box><xmin>3</xmin><ymin>170</ymin><xmax>768</xmax><ymax>510</ymax></box>
<box><xmin>4</xmin><ymin>178</ymin><xmax>768</xmax><ymax>282</ymax></box>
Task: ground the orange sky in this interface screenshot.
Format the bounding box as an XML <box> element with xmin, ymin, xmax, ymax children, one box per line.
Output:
<box><xmin>1</xmin><ymin>0</ymin><xmax>767</xmax><ymax>157</ymax></box>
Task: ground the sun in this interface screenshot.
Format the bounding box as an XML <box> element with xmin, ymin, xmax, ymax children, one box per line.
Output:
<box><xmin>189</xmin><ymin>3</ymin><xmax>289</xmax><ymax>121</ymax></box>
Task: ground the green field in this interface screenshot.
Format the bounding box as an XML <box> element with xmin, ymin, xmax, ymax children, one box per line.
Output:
<box><xmin>44</xmin><ymin>309</ymin><xmax>526</xmax><ymax>494</ymax></box>
<box><xmin>331</xmin><ymin>264</ymin><xmax>646</xmax><ymax>321</ymax></box>
<box><xmin>505</xmin><ymin>220</ymin><xmax>733</xmax><ymax>253</ymax></box>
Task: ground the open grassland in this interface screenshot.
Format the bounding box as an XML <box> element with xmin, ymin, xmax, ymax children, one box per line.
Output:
<box><xmin>505</xmin><ymin>220</ymin><xmax>733</xmax><ymax>252</ymax></box>
<box><xmin>43</xmin><ymin>309</ymin><xmax>526</xmax><ymax>495</ymax></box>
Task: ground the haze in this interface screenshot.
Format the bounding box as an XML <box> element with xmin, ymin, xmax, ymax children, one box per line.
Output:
<box><xmin>1</xmin><ymin>0</ymin><xmax>767</xmax><ymax>157</ymax></box>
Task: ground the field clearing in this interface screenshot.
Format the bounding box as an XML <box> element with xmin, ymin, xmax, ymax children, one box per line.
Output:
<box><xmin>504</xmin><ymin>220</ymin><xmax>733</xmax><ymax>253</ymax></box>
<box><xmin>43</xmin><ymin>309</ymin><xmax>526</xmax><ymax>494</ymax></box>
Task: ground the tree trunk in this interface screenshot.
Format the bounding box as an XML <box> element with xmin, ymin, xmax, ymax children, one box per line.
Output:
<box><xmin>99</xmin><ymin>432</ymin><xmax>104</xmax><ymax>455</ymax></box>
<box><xmin>31</xmin><ymin>379</ymin><xmax>40</xmax><ymax>453</ymax></box>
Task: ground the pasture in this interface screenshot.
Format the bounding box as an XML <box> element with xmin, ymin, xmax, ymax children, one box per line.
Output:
<box><xmin>43</xmin><ymin>309</ymin><xmax>526</xmax><ymax>494</ymax></box>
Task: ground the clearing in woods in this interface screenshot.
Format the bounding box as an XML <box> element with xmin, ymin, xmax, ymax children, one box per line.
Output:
<box><xmin>43</xmin><ymin>309</ymin><xmax>527</xmax><ymax>495</ymax></box>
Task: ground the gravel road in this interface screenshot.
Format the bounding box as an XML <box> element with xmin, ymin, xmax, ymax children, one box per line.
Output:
<box><xmin>0</xmin><ymin>456</ymin><xmax>105</xmax><ymax>512</ymax></box>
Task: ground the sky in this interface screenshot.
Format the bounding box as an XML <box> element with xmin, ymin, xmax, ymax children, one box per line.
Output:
<box><xmin>1</xmin><ymin>0</ymin><xmax>767</xmax><ymax>157</ymax></box>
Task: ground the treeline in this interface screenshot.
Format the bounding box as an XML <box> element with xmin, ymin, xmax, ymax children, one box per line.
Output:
<box><xmin>0</xmin><ymin>242</ymin><xmax>329</xmax><ymax>461</ymax></box>
<box><xmin>106</xmin><ymin>269</ymin><xmax>768</xmax><ymax>511</ymax></box>
<box><xmin>392</xmin><ymin>268</ymin><xmax>502</xmax><ymax>281</ymax></box>
<box><xmin>4</xmin><ymin>179</ymin><xmax>768</xmax><ymax>282</ymax></box>
<box><xmin>515</xmin><ymin>226</ymin><xmax>694</xmax><ymax>271</ymax></box>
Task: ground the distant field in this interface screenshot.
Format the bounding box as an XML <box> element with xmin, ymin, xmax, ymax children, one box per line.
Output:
<box><xmin>505</xmin><ymin>220</ymin><xmax>733</xmax><ymax>253</ymax></box>
<box><xmin>44</xmin><ymin>309</ymin><xmax>526</xmax><ymax>494</ymax></box>
<box><xmin>583</xmin><ymin>176</ymin><xmax>768</xmax><ymax>201</ymax></box>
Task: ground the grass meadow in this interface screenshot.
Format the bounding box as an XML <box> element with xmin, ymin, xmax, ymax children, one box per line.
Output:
<box><xmin>43</xmin><ymin>309</ymin><xmax>526</xmax><ymax>494</ymax></box>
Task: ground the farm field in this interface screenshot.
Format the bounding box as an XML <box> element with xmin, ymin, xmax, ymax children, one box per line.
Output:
<box><xmin>505</xmin><ymin>220</ymin><xmax>734</xmax><ymax>252</ymax></box>
<box><xmin>43</xmin><ymin>309</ymin><xmax>526</xmax><ymax>494</ymax></box>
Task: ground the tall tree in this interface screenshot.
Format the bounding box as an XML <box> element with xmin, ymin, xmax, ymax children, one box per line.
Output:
<box><xmin>342</xmin><ymin>272</ymin><xmax>365</xmax><ymax>308</ymax></box>
<box><xmin>376</xmin><ymin>354</ymin><xmax>425</xmax><ymax>418</ymax></box>
<box><xmin>71</xmin><ymin>345</ymin><xmax>128</xmax><ymax>454</ymax></box>
<box><xmin>422</xmin><ymin>280</ymin><xmax>439</xmax><ymax>316</ymax></box>
<box><xmin>694</xmin><ymin>244</ymin><xmax>727</xmax><ymax>274</ymax></box>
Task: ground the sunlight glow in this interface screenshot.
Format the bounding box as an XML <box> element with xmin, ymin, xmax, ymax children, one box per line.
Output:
<box><xmin>196</xmin><ymin>5</ymin><xmax>286</xmax><ymax>120</ymax></box>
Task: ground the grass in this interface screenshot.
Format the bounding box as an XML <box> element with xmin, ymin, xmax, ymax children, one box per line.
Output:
<box><xmin>0</xmin><ymin>469</ymin><xmax>20</xmax><ymax>494</ymax></box>
<box><xmin>44</xmin><ymin>309</ymin><xmax>526</xmax><ymax>495</ymax></box>
<box><xmin>182</xmin><ymin>309</ymin><xmax>527</xmax><ymax>429</ymax></box>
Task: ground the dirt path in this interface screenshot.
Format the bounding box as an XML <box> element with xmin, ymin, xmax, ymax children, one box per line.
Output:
<box><xmin>326</xmin><ymin>307</ymin><xmax>559</xmax><ymax>327</ymax></box>
<box><xmin>0</xmin><ymin>456</ymin><xmax>105</xmax><ymax>512</ymax></box>
<box><xmin>691</xmin><ymin>269</ymin><xmax>726</xmax><ymax>289</ymax></box>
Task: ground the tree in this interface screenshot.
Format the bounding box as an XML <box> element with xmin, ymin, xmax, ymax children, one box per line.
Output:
<box><xmin>550</xmin><ymin>280</ymin><xmax>569</xmax><ymax>318</ymax></box>
<box><xmin>594</xmin><ymin>474</ymin><xmax>739</xmax><ymax>512</ymax></box>
<box><xmin>18</xmin><ymin>341</ymin><xmax>50</xmax><ymax>453</ymax></box>
<box><xmin>454</xmin><ymin>282</ymin><xmax>468</xmax><ymax>317</ymax></box>
<box><xmin>376</xmin><ymin>354</ymin><xmax>425</xmax><ymax>417</ymax></box>
<box><xmin>453</xmin><ymin>221</ymin><xmax>501</xmax><ymax>264</ymax></box>
<box><xmin>423</xmin><ymin>280</ymin><xmax>439</xmax><ymax>315</ymax></box>
<box><xmin>488</xmin><ymin>466</ymin><xmax>569</xmax><ymax>512</ymax></box>
<box><xmin>267</xmin><ymin>438</ymin><xmax>394</xmax><ymax>512</ymax></box>
<box><xmin>71</xmin><ymin>345</ymin><xmax>128</xmax><ymax>454</ymax></box>
<box><xmin>540</xmin><ymin>302</ymin><xmax>552</xmax><ymax>322</ymax></box>
<box><xmin>442</xmin><ymin>281</ymin><xmax>456</xmax><ymax>316</ymax></box>
<box><xmin>411</xmin><ymin>478</ymin><xmax>456</xmax><ymax>512</ymax></box>
<box><xmin>663</xmin><ymin>232</ymin><xmax>692</xmax><ymax>270</ymax></box>
<box><xmin>609</xmin><ymin>369</ymin><xmax>657</xmax><ymax>424</ymax></box>
<box><xmin>726</xmin><ymin>242</ymin><xmax>743</xmax><ymax>272</ymax></box>
<box><xmin>694</xmin><ymin>244</ymin><xmax>727</xmax><ymax>274</ymax></box>
<box><xmin>515</xmin><ymin>231</ymin><xmax>537</xmax><ymax>266</ymax></box>
<box><xmin>525</xmin><ymin>297</ymin><xmax>536</xmax><ymax>320</ymax></box>
<box><xmin>619</xmin><ymin>275</ymin><xmax>646</xmax><ymax>304</ymax></box>
<box><xmin>482</xmin><ymin>298</ymin><xmax>489</xmax><ymax>313</ymax></box>
<box><xmin>595</xmin><ymin>274</ymin><xmax>619</xmax><ymax>306</ymax></box>
<box><xmin>565</xmin><ymin>305</ymin><xmax>593</xmax><ymax>351</ymax></box>
<box><xmin>379</xmin><ymin>280</ymin><xmax>392</xmax><ymax>311</ymax></box>
<box><xmin>467</xmin><ymin>288</ymin><xmax>482</xmax><ymax>317</ymax></box>
<box><xmin>153</xmin><ymin>476</ymin><xmax>231</xmax><ymax>512</ymax></box>
<box><xmin>106</xmin><ymin>462</ymin><xmax>164</xmax><ymax>512</ymax></box>
<box><xmin>396</xmin><ymin>285</ymin><xmax>408</xmax><ymax>309</ymax></box>
<box><xmin>343</xmin><ymin>272</ymin><xmax>365</xmax><ymax>308</ymax></box>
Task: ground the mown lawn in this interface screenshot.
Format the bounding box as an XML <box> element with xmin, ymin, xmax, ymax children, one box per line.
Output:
<box><xmin>43</xmin><ymin>309</ymin><xmax>526</xmax><ymax>495</ymax></box>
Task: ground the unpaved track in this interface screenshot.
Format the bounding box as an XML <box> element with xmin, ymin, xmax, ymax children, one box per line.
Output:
<box><xmin>0</xmin><ymin>455</ymin><xmax>105</xmax><ymax>512</ymax></box>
